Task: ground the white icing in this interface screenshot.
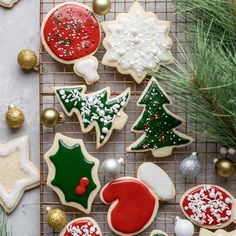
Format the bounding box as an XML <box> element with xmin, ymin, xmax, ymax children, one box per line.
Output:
<box><xmin>138</xmin><ymin>162</ymin><xmax>175</xmax><ymax>200</ymax></box>
<box><xmin>0</xmin><ymin>0</ymin><xmax>17</xmax><ymax>7</ymax></box>
<box><xmin>0</xmin><ymin>136</ymin><xmax>39</xmax><ymax>211</ymax></box>
<box><xmin>106</xmin><ymin>2</ymin><xmax>171</xmax><ymax>77</ymax></box>
<box><xmin>67</xmin><ymin>221</ymin><xmax>99</xmax><ymax>236</ymax></box>
<box><xmin>74</xmin><ymin>56</ymin><xmax>99</xmax><ymax>84</ymax></box>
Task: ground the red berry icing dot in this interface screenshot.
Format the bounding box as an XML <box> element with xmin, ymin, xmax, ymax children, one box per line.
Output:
<box><xmin>182</xmin><ymin>185</ymin><xmax>233</xmax><ymax>226</ymax></box>
<box><xmin>43</xmin><ymin>3</ymin><xmax>101</xmax><ymax>61</ymax></box>
<box><xmin>76</xmin><ymin>177</ymin><xmax>90</xmax><ymax>196</ymax></box>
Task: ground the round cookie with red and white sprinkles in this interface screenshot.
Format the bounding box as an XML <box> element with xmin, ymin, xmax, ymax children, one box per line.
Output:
<box><xmin>41</xmin><ymin>2</ymin><xmax>101</xmax><ymax>84</ymax></box>
<box><xmin>59</xmin><ymin>217</ymin><xmax>102</xmax><ymax>236</ymax></box>
<box><xmin>180</xmin><ymin>184</ymin><xmax>236</xmax><ymax>229</ymax></box>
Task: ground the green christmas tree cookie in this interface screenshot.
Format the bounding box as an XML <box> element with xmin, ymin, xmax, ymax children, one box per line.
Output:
<box><xmin>54</xmin><ymin>85</ymin><xmax>130</xmax><ymax>149</ymax></box>
<box><xmin>150</xmin><ymin>230</ymin><xmax>168</xmax><ymax>236</ymax></box>
<box><xmin>44</xmin><ymin>133</ymin><xmax>100</xmax><ymax>214</ymax></box>
<box><xmin>127</xmin><ymin>77</ymin><xmax>194</xmax><ymax>158</ymax></box>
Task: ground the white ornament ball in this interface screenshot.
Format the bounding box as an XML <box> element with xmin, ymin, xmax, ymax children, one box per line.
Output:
<box><xmin>174</xmin><ymin>218</ymin><xmax>194</xmax><ymax>236</ymax></box>
<box><xmin>101</xmin><ymin>158</ymin><xmax>124</xmax><ymax>177</ymax></box>
<box><xmin>228</xmin><ymin>148</ymin><xmax>236</xmax><ymax>155</ymax></box>
<box><xmin>220</xmin><ymin>146</ymin><xmax>228</xmax><ymax>155</ymax></box>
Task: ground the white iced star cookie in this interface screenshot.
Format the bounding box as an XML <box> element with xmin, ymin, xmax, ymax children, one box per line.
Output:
<box><xmin>0</xmin><ymin>136</ymin><xmax>39</xmax><ymax>213</ymax></box>
<box><xmin>101</xmin><ymin>1</ymin><xmax>173</xmax><ymax>84</ymax></box>
<box><xmin>0</xmin><ymin>0</ymin><xmax>18</xmax><ymax>8</ymax></box>
<box><xmin>200</xmin><ymin>229</ymin><xmax>236</xmax><ymax>236</ymax></box>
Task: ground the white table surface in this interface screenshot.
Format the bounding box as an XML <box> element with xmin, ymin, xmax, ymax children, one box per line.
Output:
<box><xmin>0</xmin><ymin>0</ymin><xmax>40</xmax><ymax>235</ymax></box>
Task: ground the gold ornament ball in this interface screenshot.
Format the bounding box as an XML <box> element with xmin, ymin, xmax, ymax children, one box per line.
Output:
<box><xmin>214</xmin><ymin>158</ymin><xmax>235</xmax><ymax>178</ymax></box>
<box><xmin>46</xmin><ymin>207</ymin><xmax>67</xmax><ymax>230</ymax></box>
<box><xmin>92</xmin><ymin>0</ymin><xmax>111</xmax><ymax>15</ymax></box>
<box><xmin>41</xmin><ymin>108</ymin><xmax>64</xmax><ymax>128</ymax></box>
<box><xmin>17</xmin><ymin>49</ymin><xmax>38</xmax><ymax>70</ymax></box>
<box><xmin>5</xmin><ymin>104</ymin><xmax>25</xmax><ymax>129</ymax></box>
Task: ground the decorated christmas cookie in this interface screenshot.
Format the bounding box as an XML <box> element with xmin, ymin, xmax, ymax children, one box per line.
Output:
<box><xmin>0</xmin><ymin>0</ymin><xmax>18</xmax><ymax>8</ymax></box>
<box><xmin>54</xmin><ymin>85</ymin><xmax>130</xmax><ymax>149</ymax></box>
<box><xmin>127</xmin><ymin>77</ymin><xmax>194</xmax><ymax>158</ymax></box>
<box><xmin>59</xmin><ymin>217</ymin><xmax>102</xmax><ymax>236</ymax></box>
<box><xmin>100</xmin><ymin>162</ymin><xmax>175</xmax><ymax>235</ymax></box>
<box><xmin>44</xmin><ymin>133</ymin><xmax>100</xmax><ymax>214</ymax></box>
<box><xmin>101</xmin><ymin>2</ymin><xmax>172</xmax><ymax>84</ymax></box>
<box><xmin>0</xmin><ymin>136</ymin><xmax>39</xmax><ymax>213</ymax></box>
<box><xmin>200</xmin><ymin>228</ymin><xmax>236</xmax><ymax>236</ymax></box>
<box><xmin>150</xmin><ymin>230</ymin><xmax>168</xmax><ymax>236</ymax></box>
<box><xmin>41</xmin><ymin>2</ymin><xmax>101</xmax><ymax>85</ymax></box>
<box><xmin>180</xmin><ymin>184</ymin><xmax>236</xmax><ymax>229</ymax></box>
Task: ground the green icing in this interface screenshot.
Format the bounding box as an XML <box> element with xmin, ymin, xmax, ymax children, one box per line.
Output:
<box><xmin>153</xmin><ymin>234</ymin><xmax>166</xmax><ymax>236</ymax></box>
<box><xmin>132</xmin><ymin>79</ymin><xmax>190</xmax><ymax>151</ymax></box>
<box><xmin>49</xmin><ymin>139</ymin><xmax>97</xmax><ymax>209</ymax></box>
<box><xmin>56</xmin><ymin>87</ymin><xmax>130</xmax><ymax>144</ymax></box>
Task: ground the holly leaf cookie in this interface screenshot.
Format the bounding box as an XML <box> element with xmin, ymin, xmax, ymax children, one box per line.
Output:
<box><xmin>44</xmin><ymin>133</ymin><xmax>100</xmax><ymax>214</ymax></box>
<box><xmin>180</xmin><ymin>184</ymin><xmax>236</xmax><ymax>229</ymax></box>
<box><xmin>150</xmin><ymin>230</ymin><xmax>168</xmax><ymax>236</ymax></box>
<box><xmin>100</xmin><ymin>162</ymin><xmax>175</xmax><ymax>236</ymax></box>
<box><xmin>127</xmin><ymin>77</ymin><xmax>194</xmax><ymax>157</ymax></box>
<box><xmin>101</xmin><ymin>1</ymin><xmax>173</xmax><ymax>84</ymax></box>
<box><xmin>200</xmin><ymin>229</ymin><xmax>236</xmax><ymax>236</ymax></box>
<box><xmin>0</xmin><ymin>136</ymin><xmax>39</xmax><ymax>213</ymax></box>
<box><xmin>0</xmin><ymin>0</ymin><xmax>18</xmax><ymax>8</ymax></box>
<box><xmin>41</xmin><ymin>2</ymin><xmax>101</xmax><ymax>85</ymax></box>
<box><xmin>59</xmin><ymin>217</ymin><xmax>102</xmax><ymax>236</ymax></box>
<box><xmin>54</xmin><ymin>85</ymin><xmax>130</xmax><ymax>149</ymax></box>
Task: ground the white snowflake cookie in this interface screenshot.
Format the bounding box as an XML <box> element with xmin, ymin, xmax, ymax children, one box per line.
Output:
<box><xmin>0</xmin><ymin>0</ymin><xmax>18</xmax><ymax>8</ymax></box>
<box><xmin>101</xmin><ymin>1</ymin><xmax>173</xmax><ymax>84</ymax></box>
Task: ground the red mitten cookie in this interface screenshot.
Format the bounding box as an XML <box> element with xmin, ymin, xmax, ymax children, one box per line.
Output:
<box><xmin>41</xmin><ymin>2</ymin><xmax>101</xmax><ymax>85</ymax></box>
<box><xmin>100</xmin><ymin>162</ymin><xmax>175</xmax><ymax>235</ymax></box>
<box><xmin>180</xmin><ymin>184</ymin><xmax>236</xmax><ymax>229</ymax></box>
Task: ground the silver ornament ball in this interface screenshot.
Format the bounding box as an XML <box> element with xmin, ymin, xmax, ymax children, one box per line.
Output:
<box><xmin>101</xmin><ymin>158</ymin><xmax>124</xmax><ymax>177</ymax></box>
<box><xmin>220</xmin><ymin>146</ymin><xmax>228</xmax><ymax>155</ymax></box>
<box><xmin>174</xmin><ymin>217</ymin><xmax>194</xmax><ymax>236</ymax></box>
<box><xmin>228</xmin><ymin>148</ymin><xmax>236</xmax><ymax>155</ymax></box>
<box><xmin>180</xmin><ymin>152</ymin><xmax>201</xmax><ymax>179</ymax></box>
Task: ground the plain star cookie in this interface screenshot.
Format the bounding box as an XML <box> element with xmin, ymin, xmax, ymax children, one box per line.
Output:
<box><xmin>200</xmin><ymin>229</ymin><xmax>236</xmax><ymax>236</ymax></box>
<box><xmin>59</xmin><ymin>217</ymin><xmax>102</xmax><ymax>236</ymax></box>
<box><xmin>180</xmin><ymin>184</ymin><xmax>236</xmax><ymax>229</ymax></box>
<box><xmin>100</xmin><ymin>162</ymin><xmax>175</xmax><ymax>235</ymax></box>
<box><xmin>54</xmin><ymin>85</ymin><xmax>130</xmax><ymax>149</ymax></box>
<box><xmin>127</xmin><ymin>77</ymin><xmax>194</xmax><ymax>157</ymax></box>
<box><xmin>41</xmin><ymin>2</ymin><xmax>101</xmax><ymax>84</ymax></box>
<box><xmin>44</xmin><ymin>133</ymin><xmax>100</xmax><ymax>214</ymax></box>
<box><xmin>0</xmin><ymin>136</ymin><xmax>39</xmax><ymax>213</ymax></box>
<box><xmin>101</xmin><ymin>1</ymin><xmax>172</xmax><ymax>84</ymax></box>
<box><xmin>150</xmin><ymin>230</ymin><xmax>168</xmax><ymax>236</ymax></box>
<box><xmin>0</xmin><ymin>0</ymin><xmax>18</xmax><ymax>8</ymax></box>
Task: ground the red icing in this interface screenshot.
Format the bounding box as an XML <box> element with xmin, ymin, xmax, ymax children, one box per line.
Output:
<box><xmin>75</xmin><ymin>177</ymin><xmax>90</xmax><ymax>195</ymax></box>
<box><xmin>43</xmin><ymin>3</ymin><xmax>101</xmax><ymax>61</ymax></box>
<box><xmin>101</xmin><ymin>178</ymin><xmax>156</xmax><ymax>234</ymax></box>
<box><xmin>64</xmin><ymin>219</ymin><xmax>101</xmax><ymax>236</ymax></box>
<box><xmin>182</xmin><ymin>185</ymin><xmax>233</xmax><ymax>226</ymax></box>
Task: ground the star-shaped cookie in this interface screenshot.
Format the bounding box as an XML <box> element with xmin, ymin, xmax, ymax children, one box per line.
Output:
<box><xmin>200</xmin><ymin>229</ymin><xmax>236</xmax><ymax>236</ymax></box>
<box><xmin>0</xmin><ymin>136</ymin><xmax>39</xmax><ymax>213</ymax></box>
<box><xmin>0</xmin><ymin>0</ymin><xmax>18</xmax><ymax>8</ymax></box>
<box><xmin>101</xmin><ymin>1</ymin><xmax>173</xmax><ymax>84</ymax></box>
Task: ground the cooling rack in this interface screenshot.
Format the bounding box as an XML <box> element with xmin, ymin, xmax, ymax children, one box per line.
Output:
<box><xmin>39</xmin><ymin>0</ymin><xmax>236</xmax><ymax>235</ymax></box>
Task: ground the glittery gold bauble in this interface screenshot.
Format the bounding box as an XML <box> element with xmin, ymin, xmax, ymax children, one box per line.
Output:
<box><xmin>92</xmin><ymin>0</ymin><xmax>111</xmax><ymax>15</ymax></box>
<box><xmin>5</xmin><ymin>104</ymin><xmax>25</xmax><ymax>129</ymax></box>
<box><xmin>214</xmin><ymin>158</ymin><xmax>235</xmax><ymax>178</ymax></box>
<box><xmin>41</xmin><ymin>108</ymin><xmax>64</xmax><ymax>128</ymax></box>
<box><xmin>46</xmin><ymin>207</ymin><xmax>67</xmax><ymax>230</ymax></box>
<box><xmin>17</xmin><ymin>49</ymin><xmax>38</xmax><ymax>70</ymax></box>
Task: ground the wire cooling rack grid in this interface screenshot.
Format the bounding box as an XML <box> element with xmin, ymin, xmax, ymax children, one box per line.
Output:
<box><xmin>39</xmin><ymin>0</ymin><xmax>236</xmax><ymax>235</ymax></box>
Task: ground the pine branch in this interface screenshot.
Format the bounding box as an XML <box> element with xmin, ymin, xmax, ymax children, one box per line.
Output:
<box><xmin>0</xmin><ymin>211</ymin><xmax>11</xmax><ymax>236</ymax></box>
<box><xmin>152</xmin><ymin>26</ymin><xmax>236</xmax><ymax>148</ymax></box>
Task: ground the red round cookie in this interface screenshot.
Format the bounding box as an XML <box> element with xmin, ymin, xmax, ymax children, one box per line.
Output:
<box><xmin>60</xmin><ymin>217</ymin><xmax>102</xmax><ymax>236</ymax></box>
<box><xmin>181</xmin><ymin>185</ymin><xmax>234</xmax><ymax>228</ymax></box>
<box><xmin>42</xmin><ymin>2</ymin><xmax>101</xmax><ymax>62</ymax></box>
<box><xmin>101</xmin><ymin>178</ymin><xmax>158</xmax><ymax>235</ymax></box>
